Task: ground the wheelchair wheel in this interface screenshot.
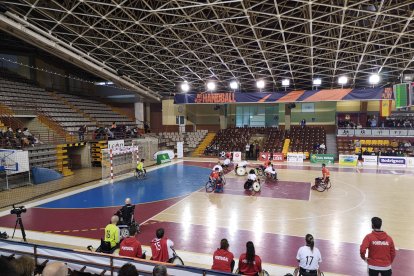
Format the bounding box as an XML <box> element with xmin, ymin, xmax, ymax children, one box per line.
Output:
<box><xmin>221</xmin><ymin>174</ymin><xmax>226</xmax><ymax>185</ymax></box>
<box><xmin>236</xmin><ymin>167</ymin><xmax>246</xmax><ymax>176</ymax></box>
<box><xmin>205</xmin><ymin>180</ymin><xmax>214</xmax><ymax>193</ymax></box>
<box><xmin>316</xmin><ymin>183</ymin><xmax>327</xmax><ymax>192</ymax></box>
<box><xmin>119</xmin><ymin>226</ymin><xmax>130</xmax><ymax>238</ymax></box>
<box><xmin>325</xmin><ymin>179</ymin><xmax>332</xmax><ymax>190</ymax></box>
<box><xmin>170</xmin><ymin>255</ymin><xmax>184</xmax><ymax>265</ymax></box>
<box><xmin>259</xmin><ymin>270</ymin><xmax>270</xmax><ymax>276</ymax></box>
<box><xmin>252</xmin><ymin>181</ymin><xmax>261</xmax><ymax>192</ymax></box>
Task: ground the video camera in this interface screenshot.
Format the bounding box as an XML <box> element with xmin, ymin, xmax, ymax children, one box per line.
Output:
<box><xmin>10</xmin><ymin>205</ymin><xmax>26</xmax><ymax>216</ymax></box>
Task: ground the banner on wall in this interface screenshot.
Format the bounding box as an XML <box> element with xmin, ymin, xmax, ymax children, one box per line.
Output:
<box><xmin>362</xmin><ymin>155</ymin><xmax>378</xmax><ymax>166</ymax></box>
<box><xmin>258</xmin><ymin>152</ymin><xmax>270</xmax><ymax>161</ymax></box>
<box><xmin>310</xmin><ymin>154</ymin><xmax>335</xmax><ymax>164</ymax></box>
<box><xmin>233</xmin><ymin>151</ymin><xmax>242</xmax><ymax>162</ymax></box>
<box><xmin>108</xmin><ymin>140</ymin><xmax>124</xmax><ymax>151</ymax></box>
<box><xmin>272</xmin><ymin>153</ymin><xmax>284</xmax><ymax>162</ymax></box>
<box><xmin>287</xmin><ymin>153</ymin><xmax>304</xmax><ymax>163</ymax></box>
<box><xmin>380</xmin><ymin>100</ymin><xmax>392</xmax><ymax>117</ymax></box>
<box><xmin>174</xmin><ymin>87</ymin><xmax>388</xmax><ymax>104</ymax></box>
<box><xmin>378</xmin><ymin>157</ymin><xmax>406</xmax><ymax>167</ymax></box>
<box><xmin>338</xmin><ymin>155</ymin><xmax>357</xmax><ymax>166</ymax></box>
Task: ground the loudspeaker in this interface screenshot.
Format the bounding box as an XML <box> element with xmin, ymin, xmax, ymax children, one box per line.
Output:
<box><xmin>288</xmin><ymin>103</ymin><xmax>296</xmax><ymax>109</ymax></box>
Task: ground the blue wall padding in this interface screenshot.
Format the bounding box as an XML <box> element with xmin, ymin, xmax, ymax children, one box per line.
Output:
<box><xmin>31</xmin><ymin>167</ymin><xmax>63</xmax><ymax>184</ymax></box>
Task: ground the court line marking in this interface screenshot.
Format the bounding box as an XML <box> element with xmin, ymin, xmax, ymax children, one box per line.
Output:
<box><xmin>0</xmin><ymin>160</ymin><xmax>184</xmax><ymax>217</ymax></box>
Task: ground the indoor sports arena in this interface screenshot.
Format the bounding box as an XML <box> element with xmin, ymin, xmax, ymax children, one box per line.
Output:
<box><xmin>0</xmin><ymin>1</ymin><xmax>414</xmax><ymax>275</ymax></box>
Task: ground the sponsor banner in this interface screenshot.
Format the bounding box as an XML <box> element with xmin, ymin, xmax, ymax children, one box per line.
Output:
<box><xmin>108</xmin><ymin>139</ymin><xmax>124</xmax><ymax>151</ymax></box>
<box><xmin>176</xmin><ymin>142</ymin><xmax>183</xmax><ymax>159</ymax></box>
<box><xmin>272</xmin><ymin>153</ymin><xmax>284</xmax><ymax>162</ymax></box>
<box><xmin>362</xmin><ymin>155</ymin><xmax>378</xmax><ymax>166</ymax></box>
<box><xmin>174</xmin><ymin>87</ymin><xmax>386</xmax><ymax>104</ymax></box>
<box><xmin>287</xmin><ymin>153</ymin><xmax>304</xmax><ymax>163</ymax></box>
<box><xmin>378</xmin><ymin>157</ymin><xmax>406</xmax><ymax>167</ymax></box>
<box><xmin>339</xmin><ymin>155</ymin><xmax>357</xmax><ymax>166</ymax></box>
<box><xmin>233</xmin><ymin>151</ymin><xmax>242</xmax><ymax>162</ymax></box>
<box><xmin>259</xmin><ymin>152</ymin><xmax>270</xmax><ymax>161</ymax></box>
<box><xmin>310</xmin><ymin>154</ymin><xmax>335</xmax><ymax>164</ymax></box>
<box><xmin>156</xmin><ymin>153</ymin><xmax>171</xmax><ymax>165</ymax></box>
<box><xmin>406</xmin><ymin>157</ymin><xmax>414</xmax><ymax>168</ymax></box>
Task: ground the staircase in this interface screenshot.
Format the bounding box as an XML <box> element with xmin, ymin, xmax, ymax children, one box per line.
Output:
<box><xmin>282</xmin><ymin>138</ymin><xmax>290</xmax><ymax>155</ymax></box>
<box><xmin>326</xmin><ymin>133</ymin><xmax>338</xmax><ymax>158</ymax></box>
<box><xmin>26</xmin><ymin>117</ymin><xmax>64</xmax><ymax>144</ymax></box>
<box><xmin>192</xmin><ymin>132</ymin><xmax>215</xmax><ymax>157</ymax></box>
<box><xmin>56</xmin><ymin>144</ymin><xmax>74</xmax><ymax>176</ymax></box>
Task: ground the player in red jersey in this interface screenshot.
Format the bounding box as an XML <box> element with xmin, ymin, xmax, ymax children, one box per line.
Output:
<box><xmin>150</xmin><ymin>228</ymin><xmax>174</xmax><ymax>263</ymax></box>
<box><xmin>211</xmin><ymin>239</ymin><xmax>235</xmax><ymax>273</ymax></box>
<box><xmin>238</xmin><ymin>241</ymin><xmax>262</xmax><ymax>276</ymax></box>
<box><xmin>119</xmin><ymin>226</ymin><xmax>145</xmax><ymax>259</ymax></box>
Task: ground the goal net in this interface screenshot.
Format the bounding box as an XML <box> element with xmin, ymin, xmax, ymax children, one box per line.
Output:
<box><xmin>101</xmin><ymin>137</ymin><xmax>159</xmax><ymax>181</ymax></box>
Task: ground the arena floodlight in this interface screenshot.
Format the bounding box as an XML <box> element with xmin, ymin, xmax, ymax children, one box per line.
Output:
<box><xmin>230</xmin><ymin>80</ymin><xmax>238</xmax><ymax>90</ymax></box>
<box><xmin>256</xmin><ymin>79</ymin><xmax>265</xmax><ymax>90</ymax></box>
<box><xmin>207</xmin><ymin>81</ymin><xmax>216</xmax><ymax>91</ymax></box>
<box><xmin>282</xmin><ymin>79</ymin><xmax>290</xmax><ymax>87</ymax></box>
<box><xmin>338</xmin><ymin>76</ymin><xmax>348</xmax><ymax>85</ymax></box>
<box><xmin>313</xmin><ymin>78</ymin><xmax>322</xmax><ymax>86</ymax></box>
<box><xmin>369</xmin><ymin>74</ymin><xmax>380</xmax><ymax>85</ymax></box>
<box><xmin>181</xmin><ymin>81</ymin><xmax>190</xmax><ymax>93</ymax></box>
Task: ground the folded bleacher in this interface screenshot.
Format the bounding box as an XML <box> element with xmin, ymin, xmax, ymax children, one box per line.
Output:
<box><xmin>158</xmin><ymin>130</ymin><xmax>208</xmax><ymax>153</ymax></box>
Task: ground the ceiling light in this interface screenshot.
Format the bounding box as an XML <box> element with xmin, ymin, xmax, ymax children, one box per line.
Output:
<box><xmin>207</xmin><ymin>81</ymin><xmax>216</xmax><ymax>91</ymax></box>
<box><xmin>282</xmin><ymin>79</ymin><xmax>290</xmax><ymax>87</ymax></box>
<box><xmin>313</xmin><ymin>78</ymin><xmax>322</xmax><ymax>86</ymax></box>
<box><xmin>338</xmin><ymin>76</ymin><xmax>348</xmax><ymax>85</ymax></box>
<box><xmin>230</xmin><ymin>81</ymin><xmax>238</xmax><ymax>90</ymax></box>
<box><xmin>256</xmin><ymin>79</ymin><xmax>265</xmax><ymax>89</ymax></box>
<box><xmin>181</xmin><ymin>81</ymin><xmax>190</xmax><ymax>92</ymax></box>
<box><xmin>369</xmin><ymin>74</ymin><xmax>380</xmax><ymax>85</ymax></box>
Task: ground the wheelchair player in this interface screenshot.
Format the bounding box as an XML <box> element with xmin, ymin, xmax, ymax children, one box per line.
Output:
<box><xmin>209</xmin><ymin>167</ymin><xmax>224</xmax><ymax>192</ymax></box>
<box><xmin>244</xmin><ymin>169</ymin><xmax>259</xmax><ymax>190</ymax></box>
<box><xmin>312</xmin><ymin>163</ymin><xmax>330</xmax><ymax>190</ymax></box>
<box><xmin>135</xmin><ymin>158</ymin><xmax>147</xmax><ymax>178</ymax></box>
<box><xmin>115</xmin><ymin>198</ymin><xmax>140</xmax><ymax>236</ymax></box>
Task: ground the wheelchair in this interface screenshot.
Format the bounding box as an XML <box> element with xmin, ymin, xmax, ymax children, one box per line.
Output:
<box><xmin>205</xmin><ymin>178</ymin><xmax>224</xmax><ymax>193</ymax></box>
<box><xmin>115</xmin><ymin>205</ymin><xmax>141</xmax><ymax>237</ymax></box>
<box><xmin>134</xmin><ymin>169</ymin><xmax>147</xmax><ymax>179</ymax></box>
<box><xmin>293</xmin><ymin>267</ymin><xmax>325</xmax><ymax>276</ymax></box>
<box><xmin>236</xmin><ymin>166</ymin><xmax>247</xmax><ymax>176</ymax></box>
<box><xmin>255</xmin><ymin>167</ymin><xmax>265</xmax><ymax>177</ymax></box>
<box><xmin>244</xmin><ymin>180</ymin><xmax>261</xmax><ymax>192</ymax></box>
<box><xmin>312</xmin><ymin>177</ymin><xmax>331</xmax><ymax>192</ymax></box>
<box><xmin>168</xmin><ymin>247</ymin><xmax>185</xmax><ymax>265</ymax></box>
<box><xmin>90</xmin><ymin>239</ymin><xmax>118</xmax><ymax>254</ymax></box>
<box><xmin>265</xmin><ymin>171</ymin><xmax>278</xmax><ymax>181</ymax></box>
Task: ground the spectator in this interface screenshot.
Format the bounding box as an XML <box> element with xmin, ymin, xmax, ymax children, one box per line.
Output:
<box><xmin>357</xmin><ymin>122</ymin><xmax>362</xmax><ymax>129</ymax></box>
<box><xmin>78</xmin><ymin>125</ymin><xmax>87</xmax><ymax>141</ymax></box>
<box><xmin>42</xmin><ymin>262</ymin><xmax>68</xmax><ymax>276</ymax></box>
<box><xmin>22</xmin><ymin>128</ymin><xmax>37</xmax><ymax>145</ymax></box>
<box><xmin>371</xmin><ymin>117</ymin><xmax>377</xmax><ymax>128</ymax></box>
<box><xmin>212</xmin><ymin>238</ymin><xmax>235</xmax><ymax>273</ymax></box>
<box><xmin>404</xmin><ymin>141</ymin><xmax>412</xmax><ymax>148</ymax></box>
<box><xmin>238</xmin><ymin>241</ymin><xmax>262</xmax><ymax>276</ymax></box>
<box><xmin>153</xmin><ymin>264</ymin><xmax>168</xmax><ymax>276</ymax></box>
<box><xmin>118</xmin><ymin>263</ymin><xmax>138</xmax><ymax>276</ymax></box>
<box><xmin>119</xmin><ymin>225</ymin><xmax>145</xmax><ymax>259</ymax></box>
<box><xmin>104</xmin><ymin>215</ymin><xmax>120</xmax><ymax>250</ymax></box>
<box><xmin>295</xmin><ymin>234</ymin><xmax>322</xmax><ymax>276</ymax></box>
<box><xmin>150</xmin><ymin>228</ymin><xmax>174</xmax><ymax>263</ymax></box>
<box><xmin>11</xmin><ymin>255</ymin><xmax>35</xmax><ymax>276</ymax></box>
<box><xmin>245</xmin><ymin>143</ymin><xmax>250</xmax><ymax>159</ymax></box>
<box><xmin>15</xmin><ymin>128</ymin><xmax>29</xmax><ymax>147</ymax></box>
<box><xmin>301</xmin><ymin>119</ymin><xmax>306</xmax><ymax>128</ymax></box>
<box><xmin>144</xmin><ymin>121</ymin><xmax>150</xmax><ymax>133</ymax></box>
<box><xmin>105</xmin><ymin>127</ymin><xmax>115</xmax><ymax>139</ymax></box>
<box><xmin>249</xmin><ymin>143</ymin><xmax>254</xmax><ymax>160</ymax></box>
<box><xmin>360</xmin><ymin>217</ymin><xmax>396</xmax><ymax>276</ymax></box>
<box><xmin>255</xmin><ymin>143</ymin><xmax>260</xmax><ymax>159</ymax></box>
<box><xmin>111</xmin><ymin>122</ymin><xmax>117</xmax><ymax>130</ymax></box>
<box><xmin>355</xmin><ymin>140</ymin><xmax>361</xmax><ymax>148</ymax></box>
<box><xmin>319</xmin><ymin>143</ymin><xmax>326</xmax><ymax>151</ymax></box>
<box><xmin>0</xmin><ymin>257</ymin><xmax>17</xmax><ymax>276</ymax></box>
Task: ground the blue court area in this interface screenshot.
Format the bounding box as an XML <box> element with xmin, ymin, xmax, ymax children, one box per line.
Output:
<box><xmin>40</xmin><ymin>164</ymin><xmax>210</xmax><ymax>208</ymax></box>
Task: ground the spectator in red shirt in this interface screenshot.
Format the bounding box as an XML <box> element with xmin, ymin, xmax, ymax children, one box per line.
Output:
<box><xmin>119</xmin><ymin>226</ymin><xmax>145</xmax><ymax>259</ymax></box>
<box><xmin>360</xmin><ymin>217</ymin><xmax>396</xmax><ymax>276</ymax></box>
<box><xmin>238</xmin><ymin>241</ymin><xmax>262</xmax><ymax>276</ymax></box>
<box><xmin>150</xmin><ymin>228</ymin><xmax>174</xmax><ymax>263</ymax></box>
<box><xmin>211</xmin><ymin>239</ymin><xmax>235</xmax><ymax>273</ymax></box>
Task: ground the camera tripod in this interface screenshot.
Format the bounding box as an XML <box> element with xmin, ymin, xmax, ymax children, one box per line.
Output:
<box><xmin>12</xmin><ymin>213</ymin><xmax>27</xmax><ymax>242</ymax></box>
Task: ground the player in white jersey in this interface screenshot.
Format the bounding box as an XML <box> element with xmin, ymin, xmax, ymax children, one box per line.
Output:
<box><xmin>295</xmin><ymin>234</ymin><xmax>322</xmax><ymax>276</ymax></box>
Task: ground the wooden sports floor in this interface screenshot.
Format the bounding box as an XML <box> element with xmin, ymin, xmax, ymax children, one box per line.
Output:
<box><xmin>0</xmin><ymin>159</ymin><xmax>413</xmax><ymax>275</ymax></box>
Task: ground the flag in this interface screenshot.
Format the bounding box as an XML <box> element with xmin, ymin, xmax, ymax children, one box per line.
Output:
<box><xmin>380</xmin><ymin>100</ymin><xmax>392</xmax><ymax>117</ymax></box>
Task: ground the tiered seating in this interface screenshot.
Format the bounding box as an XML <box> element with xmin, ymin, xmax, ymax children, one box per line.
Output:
<box><xmin>261</xmin><ymin>128</ymin><xmax>285</xmax><ymax>152</ymax></box>
<box><xmin>209</xmin><ymin>127</ymin><xmax>252</xmax><ymax>152</ymax></box>
<box><xmin>337</xmin><ymin>138</ymin><xmax>412</xmax><ymax>155</ymax></box>
<box><xmin>28</xmin><ymin>145</ymin><xmax>58</xmax><ymax>170</ymax></box>
<box><xmin>158</xmin><ymin>130</ymin><xmax>208</xmax><ymax>152</ymax></box>
<box><xmin>288</xmin><ymin>126</ymin><xmax>326</xmax><ymax>154</ymax></box>
<box><xmin>57</xmin><ymin>93</ymin><xmax>135</xmax><ymax>127</ymax></box>
<box><xmin>0</xmin><ymin>71</ymin><xmax>94</xmax><ymax>133</ymax></box>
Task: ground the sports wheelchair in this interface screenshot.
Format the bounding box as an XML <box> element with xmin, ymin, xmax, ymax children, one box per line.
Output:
<box><xmin>205</xmin><ymin>178</ymin><xmax>224</xmax><ymax>193</ymax></box>
<box><xmin>235</xmin><ymin>268</ymin><xmax>269</xmax><ymax>275</ymax></box>
<box><xmin>134</xmin><ymin>169</ymin><xmax>147</xmax><ymax>179</ymax></box>
<box><xmin>244</xmin><ymin>179</ymin><xmax>261</xmax><ymax>192</ymax></box>
<box><xmin>293</xmin><ymin>267</ymin><xmax>325</xmax><ymax>276</ymax></box>
<box><xmin>115</xmin><ymin>204</ymin><xmax>141</xmax><ymax>237</ymax></box>
<box><xmin>169</xmin><ymin>247</ymin><xmax>184</xmax><ymax>265</ymax></box>
<box><xmin>312</xmin><ymin>177</ymin><xmax>331</xmax><ymax>192</ymax></box>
